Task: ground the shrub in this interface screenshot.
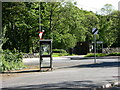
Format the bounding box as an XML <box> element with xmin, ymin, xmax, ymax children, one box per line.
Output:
<box><xmin>1</xmin><ymin>49</ymin><xmax>25</xmax><ymax>71</ymax></box>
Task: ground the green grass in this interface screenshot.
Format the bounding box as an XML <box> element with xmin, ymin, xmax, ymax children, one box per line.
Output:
<box><xmin>85</xmin><ymin>52</ymin><xmax>120</xmax><ymax>57</ymax></box>
<box><xmin>52</xmin><ymin>49</ymin><xmax>69</xmax><ymax>57</ymax></box>
<box><xmin>52</xmin><ymin>53</ymin><xmax>76</xmax><ymax>57</ymax></box>
<box><xmin>84</xmin><ymin>53</ymin><xmax>106</xmax><ymax>57</ymax></box>
<box><xmin>106</xmin><ymin>52</ymin><xmax>120</xmax><ymax>56</ymax></box>
<box><xmin>52</xmin><ymin>53</ymin><xmax>69</xmax><ymax>57</ymax></box>
<box><xmin>52</xmin><ymin>53</ymin><xmax>60</xmax><ymax>57</ymax></box>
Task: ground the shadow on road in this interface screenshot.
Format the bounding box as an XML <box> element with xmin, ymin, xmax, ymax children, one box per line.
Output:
<box><xmin>2</xmin><ymin>80</ymin><xmax>120</xmax><ymax>90</ymax></box>
<box><xmin>2</xmin><ymin>61</ymin><xmax>119</xmax><ymax>74</ymax></box>
<box><xmin>1</xmin><ymin>70</ymin><xmax>39</xmax><ymax>74</ymax></box>
<box><xmin>70</xmin><ymin>61</ymin><xmax>120</xmax><ymax>68</ymax></box>
<box><xmin>1</xmin><ymin>80</ymin><xmax>103</xmax><ymax>90</ymax></box>
<box><xmin>1</xmin><ymin>70</ymin><xmax>45</xmax><ymax>74</ymax></box>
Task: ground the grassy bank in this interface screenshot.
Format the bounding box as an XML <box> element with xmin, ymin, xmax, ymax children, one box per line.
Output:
<box><xmin>85</xmin><ymin>52</ymin><xmax>120</xmax><ymax>57</ymax></box>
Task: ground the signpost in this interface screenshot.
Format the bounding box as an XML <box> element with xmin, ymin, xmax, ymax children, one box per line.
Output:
<box><xmin>92</xmin><ymin>28</ymin><xmax>98</xmax><ymax>63</ymax></box>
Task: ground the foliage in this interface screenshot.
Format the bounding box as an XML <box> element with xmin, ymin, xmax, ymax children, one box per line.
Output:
<box><xmin>53</xmin><ymin>49</ymin><xmax>67</xmax><ymax>53</ymax></box>
<box><xmin>97</xmin><ymin>15</ymin><xmax>116</xmax><ymax>47</ymax></box>
<box><xmin>85</xmin><ymin>52</ymin><xmax>120</xmax><ymax>57</ymax></box>
<box><xmin>1</xmin><ymin>49</ymin><xmax>25</xmax><ymax>71</ymax></box>
<box><xmin>2</xmin><ymin>2</ymin><xmax>120</xmax><ymax>54</ymax></box>
<box><xmin>52</xmin><ymin>49</ymin><xmax>68</xmax><ymax>57</ymax></box>
<box><xmin>110</xmin><ymin>11</ymin><xmax>120</xmax><ymax>47</ymax></box>
<box><xmin>83</xmin><ymin>12</ymin><xmax>99</xmax><ymax>42</ymax></box>
<box><xmin>100</xmin><ymin>4</ymin><xmax>114</xmax><ymax>15</ymax></box>
<box><xmin>52</xmin><ymin>53</ymin><xmax>68</xmax><ymax>57</ymax></box>
<box><xmin>84</xmin><ymin>53</ymin><xmax>106</xmax><ymax>57</ymax></box>
<box><xmin>61</xmin><ymin>34</ymin><xmax>77</xmax><ymax>49</ymax></box>
<box><xmin>106</xmin><ymin>52</ymin><xmax>120</xmax><ymax>56</ymax></box>
<box><xmin>2</xmin><ymin>2</ymin><xmax>39</xmax><ymax>53</ymax></box>
<box><xmin>98</xmin><ymin>4</ymin><xmax>119</xmax><ymax>47</ymax></box>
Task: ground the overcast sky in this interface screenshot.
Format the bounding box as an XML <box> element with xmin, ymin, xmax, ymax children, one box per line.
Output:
<box><xmin>75</xmin><ymin>0</ymin><xmax>120</xmax><ymax>13</ymax></box>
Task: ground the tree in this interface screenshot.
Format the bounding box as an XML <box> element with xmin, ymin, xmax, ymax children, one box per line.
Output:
<box><xmin>98</xmin><ymin>4</ymin><xmax>118</xmax><ymax>47</ymax></box>
<box><xmin>101</xmin><ymin>4</ymin><xmax>114</xmax><ymax>15</ymax></box>
<box><xmin>98</xmin><ymin>15</ymin><xmax>116</xmax><ymax>47</ymax></box>
<box><xmin>3</xmin><ymin>2</ymin><xmax>119</xmax><ymax>53</ymax></box>
<box><xmin>83</xmin><ymin>11</ymin><xmax>99</xmax><ymax>42</ymax></box>
<box><xmin>43</xmin><ymin>2</ymin><xmax>79</xmax><ymax>49</ymax></box>
<box><xmin>110</xmin><ymin>10</ymin><xmax>120</xmax><ymax>47</ymax></box>
<box><xmin>2</xmin><ymin>2</ymin><xmax>39</xmax><ymax>53</ymax></box>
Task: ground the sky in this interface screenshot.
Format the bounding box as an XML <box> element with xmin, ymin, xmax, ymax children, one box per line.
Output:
<box><xmin>75</xmin><ymin>0</ymin><xmax>120</xmax><ymax>13</ymax></box>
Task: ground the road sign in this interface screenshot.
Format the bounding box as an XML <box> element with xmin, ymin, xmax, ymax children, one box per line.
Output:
<box><xmin>97</xmin><ymin>41</ymin><xmax>103</xmax><ymax>44</ymax></box>
<box><xmin>92</xmin><ymin>28</ymin><xmax>98</xmax><ymax>35</ymax></box>
<box><xmin>92</xmin><ymin>28</ymin><xmax>98</xmax><ymax>63</ymax></box>
<box><xmin>39</xmin><ymin>30</ymin><xmax>45</xmax><ymax>40</ymax></box>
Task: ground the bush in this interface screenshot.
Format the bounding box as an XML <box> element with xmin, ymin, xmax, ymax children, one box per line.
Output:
<box><xmin>1</xmin><ymin>49</ymin><xmax>25</xmax><ymax>71</ymax></box>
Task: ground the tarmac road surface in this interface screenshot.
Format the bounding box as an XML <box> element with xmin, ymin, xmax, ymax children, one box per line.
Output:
<box><xmin>1</xmin><ymin>56</ymin><xmax>120</xmax><ymax>89</ymax></box>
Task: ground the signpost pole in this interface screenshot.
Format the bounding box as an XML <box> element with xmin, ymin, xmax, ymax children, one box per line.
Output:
<box><xmin>94</xmin><ymin>34</ymin><xmax>96</xmax><ymax>63</ymax></box>
<box><xmin>92</xmin><ymin>28</ymin><xmax>98</xmax><ymax>64</ymax></box>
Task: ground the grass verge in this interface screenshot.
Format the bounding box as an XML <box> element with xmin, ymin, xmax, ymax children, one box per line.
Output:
<box><xmin>85</xmin><ymin>52</ymin><xmax>120</xmax><ymax>57</ymax></box>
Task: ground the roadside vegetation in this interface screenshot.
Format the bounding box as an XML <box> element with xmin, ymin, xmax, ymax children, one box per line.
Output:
<box><xmin>52</xmin><ymin>49</ymin><xmax>69</xmax><ymax>57</ymax></box>
<box><xmin>85</xmin><ymin>52</ymin><xmax>120</xmax><ymax>57</ymax></box>
<box><xmin>1</xmin><ymin>49</ymin><xmax>26</xmax><ymax>72</ymax></box>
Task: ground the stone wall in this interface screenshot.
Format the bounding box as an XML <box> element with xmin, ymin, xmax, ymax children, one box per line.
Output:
<box><xmin>102</xmin><ymin>47</ymin><xmax>120</xmax><ymax>54</ymax></box>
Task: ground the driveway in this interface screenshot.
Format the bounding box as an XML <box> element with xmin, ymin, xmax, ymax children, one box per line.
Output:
<box><xmin>1</xmin><ymin>56</ymin><xmax>120</xmax><ymax>89</ymax></box>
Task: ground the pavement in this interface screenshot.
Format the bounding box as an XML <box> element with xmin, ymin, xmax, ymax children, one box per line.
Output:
<box><xmin>1</xmin><ymin>56</ymin><xmax>120</xmax><ymax>89</ymax></box>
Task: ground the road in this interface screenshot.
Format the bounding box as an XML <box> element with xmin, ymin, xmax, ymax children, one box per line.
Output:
<box><xmin>1</xmin><ymin>56</ymin><xmax>120</xmax><ymax>89</ymax></box>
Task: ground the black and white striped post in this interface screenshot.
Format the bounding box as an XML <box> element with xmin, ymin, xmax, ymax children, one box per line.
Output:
<box><xmin>92</xmin><ymin>28</ymin><xmax>98</xmax><ymax>63</ymax></box>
